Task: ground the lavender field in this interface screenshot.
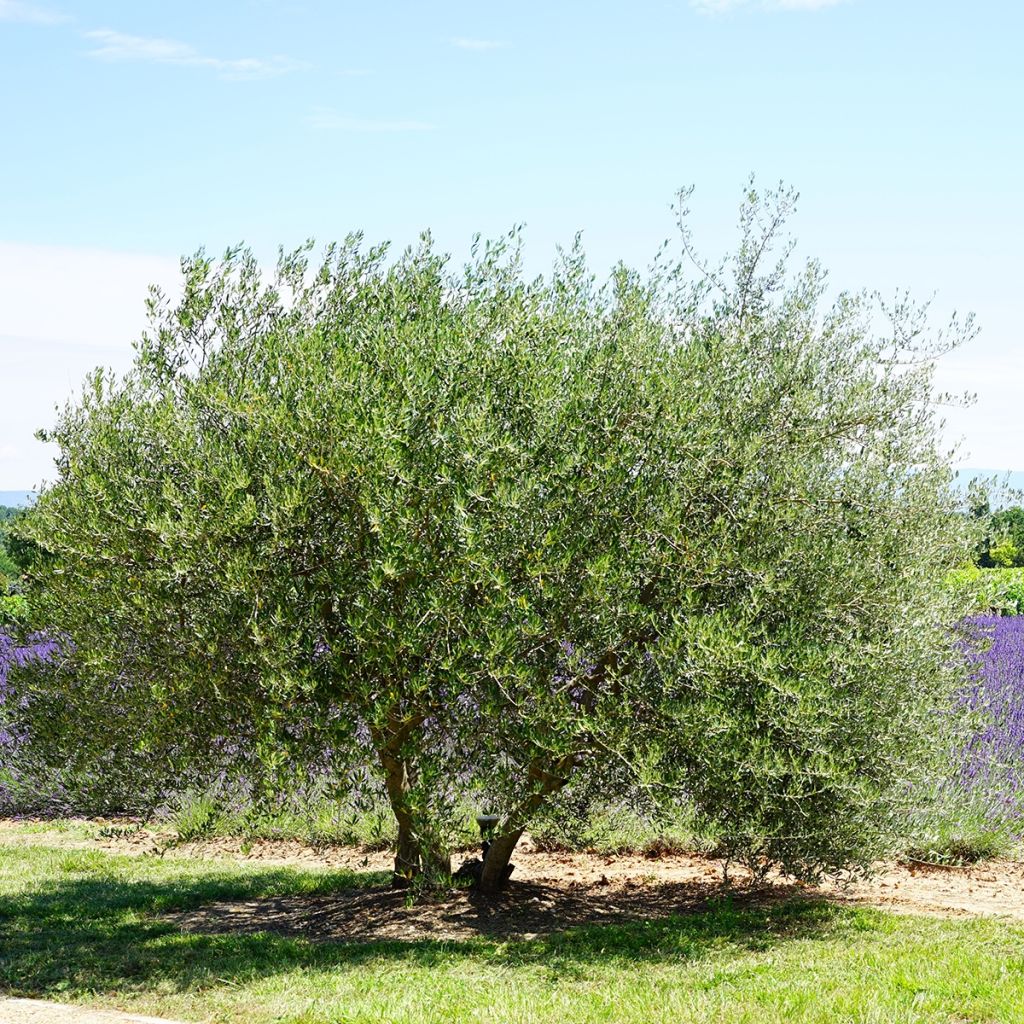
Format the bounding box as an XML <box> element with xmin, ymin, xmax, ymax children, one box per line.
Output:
<box><xmin>937</xmin><ymin>614</ymin><xmax>1024</xmax><ymax>850</ymax></box>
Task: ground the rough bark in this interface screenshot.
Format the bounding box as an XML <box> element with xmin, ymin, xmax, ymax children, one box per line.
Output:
<box><xmin>478</xmin><ymin>827</ymin><xmax>527</xmax><ymax>892</ymax></box>
<box><xmin>379</xmin><ymin>747</ymin><xmax>422</xmax><ymax>885</ymax></box>
<box><xmin>421</xmin><ymin>845</ymin><xmax>452</xmax><ymax>882</ymax></box>
<box><xmin>478</xmin><ymin>754</ymin><xmax>576</xmax><ymax>893</ymax></box>
<box><xmin>376</xmin><ymin>711</ymin><xmax>451</xmax><ymax>885</ymax></box>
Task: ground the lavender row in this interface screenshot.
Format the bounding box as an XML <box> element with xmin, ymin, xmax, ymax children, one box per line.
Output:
<box><xmin>957</xmin><ymin>616</ymin><xmax>1024</xmax><ymax>796</ymax></box>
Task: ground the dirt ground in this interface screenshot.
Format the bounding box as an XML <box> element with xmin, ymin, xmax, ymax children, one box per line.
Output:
<box><xmin>167</xmin><ymin>841</ymin><xmax>1024</xmax><ymax>943</ymax></box>
<box><xmin>5</xmin><ymin>818</ymin><xmax>1024</xmax><ymax>944</ymax></box>
<box><xmin>0</xmin><ymin>998</ymin><xmax>188</xmax><ymax>1024</ymax></box>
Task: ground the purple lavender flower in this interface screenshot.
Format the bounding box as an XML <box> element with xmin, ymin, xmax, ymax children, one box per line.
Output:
<box><xmin>952</xmin><ymin>615</ymin><xmax>1024</xmax><ymax>809</ymax></box>
<box><xmin>0</xmin><ymin>631</ymin><xmax>61</xmax><ymax>701</ymax></box>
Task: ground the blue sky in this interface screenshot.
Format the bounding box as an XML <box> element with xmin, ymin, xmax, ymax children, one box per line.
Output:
<box><xmin>1</xmin><ymin>0</ymin><xmax>1022</xmax><ymax>488</ymax></box>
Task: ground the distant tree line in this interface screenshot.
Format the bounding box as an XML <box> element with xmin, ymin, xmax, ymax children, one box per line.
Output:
<box><xmin>0</xmin><ymin>506</ymin><xmax>21</xmax><ymax>583</ymax></box>
<box><xmin>0</xmin><ymin>505</ymin><xmax>30</xmax><ymax>622</ymax></box>
<box><xmin>970</xmin><ymin>497</ymin><xmax>1024</xmax><ymax>568</ymax></box>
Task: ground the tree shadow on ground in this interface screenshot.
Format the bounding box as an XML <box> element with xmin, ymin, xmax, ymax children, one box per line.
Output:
<box><xmin>169</xmin><ymin>874</ymin><xmax>807</xmax><ymax>943</ymax></box>
<box><xmin>0</xmin><ymin>864</ymin><xmax>856</xmax><ymax>1002</ymax></box>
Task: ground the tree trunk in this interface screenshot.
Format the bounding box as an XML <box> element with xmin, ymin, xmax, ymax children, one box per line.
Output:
<box><xmin>377</xmin><ymin>722</ymin><xmax>451</xmax><ymax>886</ymax></box>
<box><xmin>421</xmin><ymin>845</ymin><xmax>452</xmax><ymax>883</ymax></box>
<box><xmin>478</xmin><ymin>754</ymin><xmax>576</xmax><ymax>893</ymax></box>
<box><xmin>379</xmin><ymin>747</ymin><xmax>422</xmax><ymax>885</ymax></box>
<box><xmin>478</xmin><ymin>827</ymin><xmax>526</xmax><ymax>891</ymax></box>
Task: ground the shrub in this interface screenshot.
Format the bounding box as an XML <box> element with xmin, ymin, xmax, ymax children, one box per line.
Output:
<box><xmin>947</xmin><ymin>565</ymin><xmax>1024</xmax><ymax>616</ymax></box>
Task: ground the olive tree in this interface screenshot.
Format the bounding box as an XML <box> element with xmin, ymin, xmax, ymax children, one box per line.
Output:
<box><xmin>16</xmin><ymin>183</ymin><xmax>975</xmax><ymax>889</ymax></box>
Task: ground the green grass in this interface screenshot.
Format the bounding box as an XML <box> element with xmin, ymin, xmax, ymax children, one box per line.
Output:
<box><xmin>5</xmin><ymin>817</ymin><xmax>104</xmax><ymax>839</ymax></box>
<box><xmin>3</xmin><ymin>828</ymin><xmax>1024</xmax><ymax>1022</ymax></box>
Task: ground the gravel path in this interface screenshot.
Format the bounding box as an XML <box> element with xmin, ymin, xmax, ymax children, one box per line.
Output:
<box><xmin>0</xmin><ymin>999</ymin><xmax>188</xmax><ymax>1024</ymax></box>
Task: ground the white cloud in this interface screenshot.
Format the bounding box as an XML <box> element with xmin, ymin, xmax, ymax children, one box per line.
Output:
<box><xmin>773</xmin><ymin>0</ymin><xmax>844</xmax><ymax>8</ymax></box>
<box><xmin>305</xmin><ymin>107</ymin><xmax>434</xmax><ymax>133</ymax></box>
<box><xmin>450</xmin><ymin>36</ymin><xmax>505</xmax><ymax>50</ymax></box>
<box><xmin>0</xmin><ymin>240</ymin><xmax>179</xmax><ymax>350</ymax></box>
<box><xmin>0</xmin><ymin>0</ymin><xmax>67</xmax><ymax>24</ymax></box>
<box><xmin>692</xmin><ymin>0</ymin><xmax>844</xmax><ymax>12</ymax></box>
<box><xmin>0</xmin><ymin>241</ymin><xmax>182</xmax><ymax>488</ymax></box>
<box><xmin>83</xmin><ymin>29</ymin><xmax>306</xmax><ymax>80</ymax></box>
<box><xmin>0</xmin><ymin>335</ymin><xmax>141</xmax><ymax>488</ymax></box>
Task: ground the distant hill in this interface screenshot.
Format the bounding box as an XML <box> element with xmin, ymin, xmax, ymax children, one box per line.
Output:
<box><xmin>0</xmin><ymin>491</ymin><xmax>35</xmax><ymax>508</ymax></box>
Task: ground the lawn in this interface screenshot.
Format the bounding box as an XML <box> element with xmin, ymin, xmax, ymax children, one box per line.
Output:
<box><xmin>2</xmin><ymin>828</ymin><xmax>1024</xmax><ymax>1023</ymax></box>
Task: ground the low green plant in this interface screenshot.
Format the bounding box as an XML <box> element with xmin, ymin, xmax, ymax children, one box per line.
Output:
<box><xmin>161</xmin><ymin>787</ymin><xmax>401</xmax><ymax>850</ymax></box>
<box><xmin>901</xmin><ymin>769</ymin><xmax>1024</xmax><ymax>866</ymax></box>
<box><xmin>946</xmin><ymin>564</ymin><xmax>1024</xmax><ymax>615</ymax></box>
<box><xmin>167</xmin><ymin>790</ymin><xmax>221</xmax><ymax>842</ymax></box>
<box><xmin>0</xmin><ymin>593</ymin><xmax>28</xmax><ymax>624</ymax></box>
<box><xmin>529</xmin><ymin>779</ymin><xmax>700</xmax><ymax>855</ymax></box>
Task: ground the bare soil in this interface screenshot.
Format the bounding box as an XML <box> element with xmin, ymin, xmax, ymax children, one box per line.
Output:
<box><xmin>0</xmin><ymin>998</ymin><xmax>187</xmax><ymax>1024</ymax></box>
<box><xmin>165</xmin><ymin>843</ymin><xmax>1024</xmax><ymax>944</ymax></box>
<box><xmin>5</xmin><ymin>818</ymin><xmax>1024</xmax><ymax>945</ymax></box>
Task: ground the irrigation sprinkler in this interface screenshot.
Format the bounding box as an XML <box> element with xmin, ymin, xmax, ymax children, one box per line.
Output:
<box><xmin>476</xmin><ymin>813</ymin><xmax>500</xmax><ymax>859</ymax></box>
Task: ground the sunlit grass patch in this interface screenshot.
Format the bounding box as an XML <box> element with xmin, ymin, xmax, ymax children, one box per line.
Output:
<box><xmin>3</xmin><ymin>837</ymin><xmax>1024</xmax><ymax>1023</ymax></box>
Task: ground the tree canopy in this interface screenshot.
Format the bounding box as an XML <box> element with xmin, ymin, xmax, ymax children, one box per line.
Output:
<box><xmin>11</xmin><ymin>184</ymin><xmax>975</xmax><ymax>889</ymax></box>
<box><xmin>975</xmin><ymin>506</ymin><xmax>1024</xmax><ymax>568</ymax></box>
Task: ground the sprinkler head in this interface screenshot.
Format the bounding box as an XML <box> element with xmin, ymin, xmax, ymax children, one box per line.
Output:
<box><xmin>476</xmin><ymin>814</ymin><xmax>500</xmax><ymax>835</ymax></box>
<box><xmin>475</xmin><ymin>814</ymin><xmax>500</xmax><ymax>862</ymax></box>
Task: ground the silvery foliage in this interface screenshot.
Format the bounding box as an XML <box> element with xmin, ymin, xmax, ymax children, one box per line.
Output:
<box><xmin>16</xmin><ymin>182</ymin><xmax>977</xmax><ymax>881</ymax></box>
